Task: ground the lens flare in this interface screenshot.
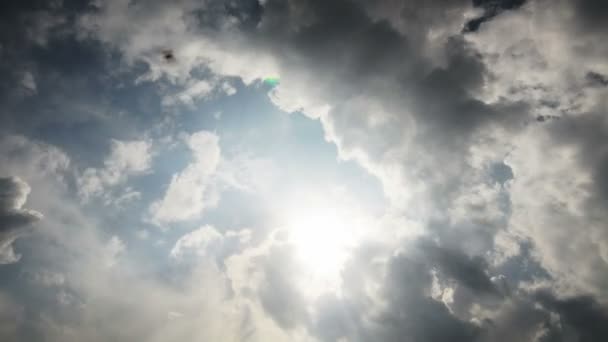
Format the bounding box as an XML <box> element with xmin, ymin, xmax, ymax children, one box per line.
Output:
<box><xmin>263</xmin><ymin>77</ymin><xmax>280</xmax><ymax>87</ymax></box>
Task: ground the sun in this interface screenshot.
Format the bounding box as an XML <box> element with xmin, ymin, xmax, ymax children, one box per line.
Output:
<box><xmin>289</xmin><ymin>208</ymin><xmax>351</xmax><ymax>274</ymax></box>
<box><xmin>280</xmin><ymin>195</ymin><xmax>364</xmax><ymax>288</ymax></box>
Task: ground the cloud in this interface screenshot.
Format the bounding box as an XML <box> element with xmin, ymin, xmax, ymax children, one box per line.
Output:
<box><xmin>257</xmin><ymin>245</ymin><xmax>309</xmax><ymax>330</ymax></box>
<box><xmin>78</xmin><ymin>0</ymin><xmax>278</xmax><ymax>87</ymax></box>
<box><xmin>425</xmin><ymin>243</ymin><xmax>501</xmax><ymax>297</ymax></box>
<box><xmin>149</xmin><ymin>131</ymin><xmax>221</xmax><ymax>224</ymax></box>
<box><xmin>161</xmin><ymin>79</ymin><xmax>238</xmax><ymax>107</ymax></box>
<box><xmin>77</xmin><ymin>139</ymin><xmax>152</xmax><ymax>202</ymax></box>
<box><xmin>0</xmin><ymin>136</ymin><xmax>294</xmax><ymax>341</ymax></box>
<box><xmin>0</xmin><ymin>176</ymin><xmax>42</xmax><ymax>264</ymax></box>
<box><xmin>306</xmin><ymin>242</ymin><xmax>484</xmax><ymax>342</ymax></box>
<box><xmin>0</xmin><ymin>135</ymin><xmax>70</xmax><ymax>182</ymax></box>
<box><xmin>572</xmin><ymin>0</ymin><xmax>608</xmax><ymax>32</ymax></box>
<box><xmin>73</xmin><ymin>0</ymin><xmax>608</xmax><ymax>340</ymax></box>
<box><xmin>26</xmin><ymin>270</ymin><xmax>66</xmax><ymax>288</ymax></box>
<box><xmin>0</xmin><ymin>292</ymin><xmax>24</xmax><ymax>340</ymax></box>
<box><xmin>250</xmin><ymin>0</ymin><xmax>608</xmax><ymax>309</ymax></box>
<box><xmin>19</xmin><ymin>71</ymin><xmax>36</xmax><ymax>94</ymax></box>
<box><xmin>216</xmin><ymin>153</ymin><xmax>279</xmax><ymax>194</ymax></box>
<box><xmin>1</xmin><ymin>1</ymin><xmax>608</xmax><ymax>342</ymax></box>
<box><xmin>463</xmin><ymin>0</ymin><xmax>527</xmax><ymax>33</ymax></box>
<box><xmin>535</xmin><ymin>289</ymin><xmax>608</xmax><ymax>342</ymax></box>
<box><xmin>161</xmin><ymin>80</ymin><xmax>214</xmax><ymax>107</ymax></box>
<box><xmin>373</xmin><ymin>251</ymin><xmax>481</xmax><ymax>342</ymax></box>
<box><xmin>170</xmin><ymin>225</ymin><xmax>250</xmax><ymax>264</ymax></box>
<box><xmin>102</xmin><ymin>235</ymin><xmax>125</xmax><ymax>268</ymax></box>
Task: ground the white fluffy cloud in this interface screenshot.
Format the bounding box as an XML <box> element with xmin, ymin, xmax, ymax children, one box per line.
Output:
<box><xmin>150</xmin><ymin>131</ymin><xmax>221</xmax><ymax>224</ymax></box>
<box><xmin>0</xmin><ymin>135</ymin><xmax>70</xmax><ymax>183</ymax></box>
<box><xmin>0</xmin><ymin>177</ymin><xmax>42</xmax><ymax>264</ymax></box>
<box><xmin>77</xmin><ymin>139</ymin><xmax>152</xmax><ymax>202</ymax></box>
<box><xmin>78</xmin><ymin>0</ymin><xmax>278</xmax><ymax>89</ymax></box>
<box><xmin>162</xmin><ymin>80</ymin><xmax>238</xmax><ymax>107</ymax></box>
<box><xmin>170</xmin><ymin>225</ymin><xmax>250</xmax><ymax>262</ymax></box>
<box><xmin>0</xmin><ymin>135</ymin><xmax>70</xmax><ymax>266</ymax></box>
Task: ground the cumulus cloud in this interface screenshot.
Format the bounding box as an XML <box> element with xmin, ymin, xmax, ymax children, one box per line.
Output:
<box><xmin>77</xmin><ymin>139</ymin><xmax>152</xmax><ymax>202</ymax></box>
<box><xmin>170</xmin><ymin>225</ymin><xmax>250</xmax><ymax>264</ymax></box>
<box><xmin>0</xmin><ymin>176</ymin><xmax>42</xmax><ymax>264</ymax></box>
<box><xmin>0</xmin><ymin>135</ymin><xmax>70</xmax><ymax>182</ymax></box>
<box><xmin>162</xmin><ymin>79</ymin><xmax>238</xmax><ymax>107</ymax></box>
<box><xmin>149</xmin><ymin>131</ymin><xmax>221</xmax><ymax>224</ymax></box>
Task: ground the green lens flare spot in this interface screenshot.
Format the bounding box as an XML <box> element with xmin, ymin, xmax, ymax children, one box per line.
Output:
<box><xmin>263</xmin><ymin>77</ymin><xmax>280</xmax><ymax>87</ymax></box>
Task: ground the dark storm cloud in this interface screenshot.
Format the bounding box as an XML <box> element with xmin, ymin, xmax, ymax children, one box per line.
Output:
<box><xmin>464</xmin><ymin>0</ymin><xmax>527</xmax><ymax>33</ymax></box>
<box><xmin>250</xmin><ymin>0</ymin><xmax>527</xmax><ymax>158</ymax></box>
<box><xmin>406</xmin><ymin>37</ymin><xmax>527</xmax><ymax>143</ymax></box>
<box><xmin>586</xmin><ymin>71</ymin><xmax>608</xmax><ymax>87</ymax></box>
<box><xmin>425</xmin><ymin>243</ymin><xmax>500</xmax><ymax>296</ymax></box>
<box><xmin>255</xmin><ymin>0</ymin><xmax>417</xmax><ymax>88</ymax></box>
<box><xmin>376</xmin><ymin>253</ymin><xmax>481</xmax><ymax>342</ymax></box>
<box><xmin>476</xmin><ymin>292</ymin><xmax>559</xmax><ymax>342</ymax></box>
<box><xmin>309</xmin><ymin>241</ymin><xmax>608</xmax><ymax>342</ymax></box>
<box><xmin>308</xmin><ymin>244</ymin><xmax>484</xmax><ymax>342</ymax></box>
<box><xmin>225</xmin><ymin>0</ymin><xmax>264</xmax><ymax>30</ymax></box>
<box><xmin>535</xmin><ymin>290</ymin><xmax>608</xmax><ymax>342</ymax></box>
<box><xmin>573</xmin><ymin>0</ymin><xmax>608</xmax><ymax>31</ymax></box>
<box><xmin>0</xmin><ymin>177</ymin><xmax>42</xmax><ymax>264</ymax></box>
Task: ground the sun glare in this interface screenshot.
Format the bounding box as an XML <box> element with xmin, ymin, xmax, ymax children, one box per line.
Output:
<box><xmin>281</xmin><ymin>198</ymin><xmax>363</xmax><ymax>288</ymax></box>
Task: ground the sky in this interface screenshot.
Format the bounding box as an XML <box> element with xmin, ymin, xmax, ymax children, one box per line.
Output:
<box><xmin>1</xmin><ymin>0</ymin><xmax>608</xmax><ymax>341</ymax></box>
